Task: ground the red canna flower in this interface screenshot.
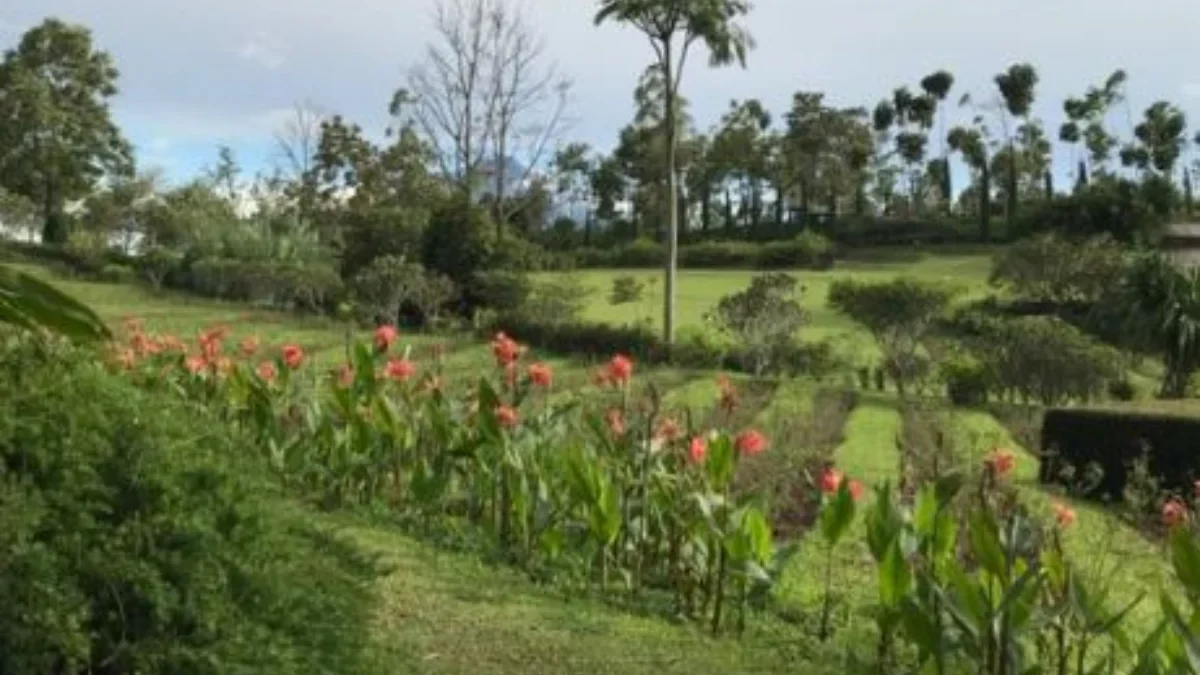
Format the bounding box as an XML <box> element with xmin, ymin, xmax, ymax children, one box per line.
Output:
<box><xmin>385</xmin><ymin>358</ymin><xmax>416</xmax><ymax>382</ymax></box>
<box><xmin>1163</xmin><ymin>498</ymin><xmax>1188</xmax><ymax>529</ymax></box>
<box><xmin>160</xmin><ymin>335</ymin><xmax>184</xmax><ymax>353</ymax></box>
<box><xmin>257</xmin><ymin>361</ymin><xmax>278</xmax><ymax>383</ymax></box>
<box><xmin>820</xmin><ymin>467</ymin><xmax>843</xmax><ymax>495</ymax></box>
<box><xmin>527</xmin><ymin>362</ymin><xmax>553</xmax><ymax>388</ymax></box>
<box><xmin>281</xmin><ymin>344</ymin><xmax>304</xmax><ymax>370</ymax></box>
<box><xmin>1052</xmin><ymin>501</ymin><xmax>1076</xmax><ymax>529</ymax></box>
<box><xmin>605</xmin><ymin>408</ymin><xmax>625</xmax><ymax>436</ymax></box>
<box><xmin>185</xmin><ymin>355</ymin><xmax>207</xmax><ymax>375</ymax></box>
<box><xmin>495</xmin><ymin>405</ymin><xmax>519</xmax><ymax>429</ymax></box>
<box><xmin>374</xmin><ymin>325</ymin><xmax>398</xmax><ymax>353</ymax></box>
<box><xmin>240</xmin><ymin>336</ymin><xmax>260</xmax><ymax>356</ymax></box>
<box><xmin>689</xmin><ymin>436</ymin><xmax>707</xmax><ymax>463</ymax></box>
<box><xmin>984</xmin><ymin>448</ymin><xmax>1016</xmax><ymax>477</ymax></box>
<box><xmin>655</xmin><ymin>417</ymin><xmax>681</xmax><ymax>443</ymax></box>
<box><xmin>735</xmin><ymin>429</ymin><xmax>767</xmax><ymax>456</ymax></box>
<box><xmin>491</xmin><ymin>332</ymin><xmax>522</xmax><ymax>366</ymax></box>
<box><xmin>607</xmin><ymin>354</ymin><xmax>633</xmax><ymax>385</ymax></box>
<box><xmin>848</xmin><ymin>479</ymin><xmax>866</xmax><ymax>502</ymax></box>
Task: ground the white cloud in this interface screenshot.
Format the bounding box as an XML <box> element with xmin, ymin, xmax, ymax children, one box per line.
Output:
<box><xmin>234</xmin><ymin>31</ymin><xmax>286</xmax><ymax>71</ymax></box>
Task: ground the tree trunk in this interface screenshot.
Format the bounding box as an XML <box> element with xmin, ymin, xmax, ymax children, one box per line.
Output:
<box><xmin>662</xmin><ymin>42</ymin><xmax>678</xmax><ymax>347</ymax></box>
<box><xmin>1006</xmin><ymin>139</ymin><xmax>1018</xmax><ymax>233</ymax></box>
<box><xmin>583</xmin><ymin>208</ymin><xmax>592</xmax><ymax>246</ymax></box>
<box><xmin>980</xmin><ymin>164</ymin><xmax>992</xmax><ymax>243</ymax></box>
<box><xmin>1077</xmin><ymin>160</ymin><xmax>1089</xmax><ymax>189</ymax></box>
<box><xmin>723</xmin><ymin>188</ymin><xmax>733</xmax><ymax>236</ymax></box>
<box><xmin>701</xmin><ymin>184</ymin><xmax>711</xmax><ymax>232</ymax></box>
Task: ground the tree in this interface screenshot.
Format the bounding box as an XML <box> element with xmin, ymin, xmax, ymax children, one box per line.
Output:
<box><xmin>1117</xmin><ymin>252</ymin><xmax>1200</xmax><ymax>398</ymax></box>
<box><xmin>828</xmin><ymin>277</ymin><xmax>958</xmax><ymax>397</ymax></box>
<box><xmin>406</xmin><ymin>0</ymin><xmax>571</xmax><ymax>231</ymax></box>
<box><xmin>994</xmin><ymin>63</ymin><xmax>1039</xmax><ymax>234</ymax></box>
<box><xmin>273</xmin><ymin>99</ymin><xmax>327</xmax><ymax>221</ymax></box>
<box><xmin>708</xmin><ymin>272</ymin><xmax>807</xmax><ymax>375</ymax></box>
<box><xmin>948</xmin><ymin>112</ymin><xmax>994</xmax><ymax>240</ymax></box>
<box><xmin>0</xmin><ymin>18</ymin><xmax>132</xmax><ymax>244</ymax></box>
<box><xmin>920</xmin><ymin>70</ymin><xmax>955</xmax><ymax>211</ymax></box>
<box><xmin>595</xmin><ymin>0</ymin><xmax>753</xmax><ymax>346</ymax></box>
<box><xmin>0</xmin><ymin>188</ymin><xmax>40</xmax><ymax>241</ymax></box>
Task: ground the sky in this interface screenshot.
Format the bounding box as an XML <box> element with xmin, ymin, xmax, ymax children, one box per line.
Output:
<box><xmin>6</xmin><ymin>0</ymin><xmax>1200</xmax><ymax>188</ymax></box>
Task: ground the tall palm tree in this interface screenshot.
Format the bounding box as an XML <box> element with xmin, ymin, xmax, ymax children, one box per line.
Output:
<box><xmin>595</xmin><ymin>0</ymin><xmax>753</xmax><ymax>346</ymax></box>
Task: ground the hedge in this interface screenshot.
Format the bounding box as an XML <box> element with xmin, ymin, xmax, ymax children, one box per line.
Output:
<box><xmin>485</xmin><ymin>314</ymin><xmax>841</xmax><ymax>378</ymax></box>
<box><xmin>572</xmin><ymin>232</ymin><xmax>836</xmax><ymax>270</ymax></box>
<box><xmin>1039</xmin><ymin>406</ymin><xmax>1200</xmax><ymax>500</ymax></box>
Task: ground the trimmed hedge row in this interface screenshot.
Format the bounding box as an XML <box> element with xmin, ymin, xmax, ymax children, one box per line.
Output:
<box><xmin>572</xmin><ymin>233</ymin><xmax>836</xmax><ymax>270</ymax></box>
<box><xmin>1040</xmin><ymin>406</ymin><xmax>1200</xmax><ymax>500</ymax></box>
<box><xmin>485</xmin><ymin>314</ymin><xmax>842</xmax><ymax>378</ymax></box>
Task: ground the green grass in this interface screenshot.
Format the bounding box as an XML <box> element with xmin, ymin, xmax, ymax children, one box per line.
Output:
<box><xmin>545</xmin><ymin>251</ymin><xmax>992</xmax><ymax>360</ymax></box>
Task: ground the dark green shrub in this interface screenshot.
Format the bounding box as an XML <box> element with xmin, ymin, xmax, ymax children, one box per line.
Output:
<box><xmin>942</xmin><ymin>356</ymin><xmax>991</xmax><ymax>407</ymax></box>
<box><xmin>678</xmin><ymin>240</ymin><xmax>759</xmax><ymax>268</ymax></box>
<box><xmin>989</xmin><ymin>233</ymin><xmax>1128</xmax><ymax>305</ymax></box>
<box><xmin>707</xmin><ymin>272</ymin><xmax>808</xmax><ymax>376</ymax></box>
<box><xmin>95</xmin><ymin>263</ymin><xmax>136</xmax><ymax>284</ymax></box>
<box><xmin>487</xmin><ymin>314</ymin><xmax>665</xmax><ymax>364</ymax></box>
<box><xmin>1011</xmin><ymin>179</ymin><xmax>1164</xmax><ymax>242</ymax></box>
<box><xmin>1107</xmin><ymin>378</ymin><xmax>1136</xmax><ymax>401</ymax></box>
<box><xmin>755</xmin><ymin>231</ymin><xmax>835</xmax><ymax>269</ymax></box>
<box><xmin>467</xmin><ymin>269</ymin><xmax>532</xmax><ymax>313</ymax></box>
<box><xmin>1040</xmin><ymin>406</ymin><xmax>1200</xmax><ymax>500</ymax></box>
<box><xmin>135</xmin><ymin>245</ymin><xmax>182</xmax><ymax>291</ymax></box>
<box><xmin>857</xmin><ymin>366</ymin><xmax>871</xmax><ymax>390</ymax></box>
<box><xmin>0</xmin><ymin>342</ymin><xmax>385</xmax><ymax>675</ymax></box>
<box><xmin>519</xmin><ymin>275</ymin><xmax>592</xmax><ymax>324</ymax></box>
<box><xmin>873</xmin><ymin>366</ymin><xmax>886</xmax><ymax>391</ymax></box>
<box><xmin>609</xmin><ymin>275</ymin><xmax>646</xmax><ymax>305</ymax></box>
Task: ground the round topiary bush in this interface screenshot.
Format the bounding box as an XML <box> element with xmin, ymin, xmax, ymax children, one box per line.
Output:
<box><xmin>0</xmin><ymin>340</ymin><xmax>386</xmax><ymax>675</ymax></box>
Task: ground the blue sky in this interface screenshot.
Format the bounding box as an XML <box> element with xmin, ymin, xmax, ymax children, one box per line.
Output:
<box><xmin>6</xmin><ymin>0</ymin><xmax>1200</xmax><ymax>188</ymax></box>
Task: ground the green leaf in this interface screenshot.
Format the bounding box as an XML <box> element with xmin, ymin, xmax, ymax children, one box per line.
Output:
<box><xmin>0</xmin><ymin>265</ymin><xmax>110</xmax><ymax>341</ymax></box>
<box><xmin>819</xmin><ymin>481</ymin><xmax>856</xmax><ymax>546</ymax></box>
<box><xmin>968</xmin><ymin>509</ymin><xmax>1007</xmax><ymax>580</ymax></box>
<box><xmin>1169</xmin><ymin>526</ymin><xmax>1200</xmax><ymax>598</ymax></box>
<box><xmin>739</xmin><ymin>506</ymin><xmax>773</xmax><ymax>564</ymax></box>
<box><xmin>898</xmin><ymin>596</ymin><xmax>941</xmax><ymax>656</ymax></box>
<box><xmin>879</xmin><ymin>538</ymin><xmax>913</xmax><ymax>607</ymax></box>
<box><xmin>933</xmin><ymin>471</ymin><xmax>966</xmax><ymax>506</ymax></box>
<box><xmin>704</xmin><ymin>433</ymin><xmax>735</xmax><ymax>487</ymax></box>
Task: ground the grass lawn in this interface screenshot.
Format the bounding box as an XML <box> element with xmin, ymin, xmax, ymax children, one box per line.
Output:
<box><xmin>543</xmin><ymin>250</ymin><xmax>993</xmax><ymax>360</ymax></box>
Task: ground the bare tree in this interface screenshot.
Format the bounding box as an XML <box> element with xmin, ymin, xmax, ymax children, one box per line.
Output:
<box><xmin>274</xmin><ymin>99</ymin><xmax>327</xmax><ymax>181</ymax></box>
<box><xmin>404</xmin><ymin>0</ymin><xmax>571</xmax><ymax>229</ymax></box>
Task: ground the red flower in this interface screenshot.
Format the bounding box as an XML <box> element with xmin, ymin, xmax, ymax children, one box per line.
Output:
<box><xmin>689</xmin><ymin>436</ymin><xmax>707</xmax><ymax>463</ymax></box>
<box><xmin>495</xmin><ymin>405</ymin><xmax>519</xmax><ymax>429</ymax></box>
<box><xmin>160</xmin><ymin>335</ymin><xmax>184</xmax><ymax>353</ymax></box>
<box><xmin>607</xmin><ymin>354</ymin><xmax>633</xmax><ymax>385</ymax></box>
<box><xmin>374</xmin><ymin>325</ymin><xmax>398</xmax><ymax>353</ymax></box>
<box><xmin>240</xmin><ymin>336</ymin><xmax>260</xmax><ymax>356</ymax></box>
<box><xmin>605</xmin><ymin>408</ymin><xmax>625</xmax><ymax>436</ymax></box>
<box><xmin>281</xmin><ymin>344</ymin><xmax>304</xmax><ymax>370</ymax></box>
<box><xmin>336</xmin><ymin>363</ymin><xmax>355</xmax><ymax>388</ymax></box>
<box><xmin>735</xmin><ymin>429</ymin><xmax>767</xmax><ymax>456</ymax></box>
<box><xmin>717</xmin><ymin>374</ymin><xmax>739</xmax><ymax>413</ymax></box>
<box><xmin>1052</xmin><ymin>501</ymin><xmax>1076</xmax><ymax>529</ymax></box>
<box><xmin>527</xmin><ymin>362</ymin><xmax>553</xmax><ymax>388</ymax></box>
<box><xmin>385</xmin><ymin>358</ymin><xmax>416</xmax><ymax>382</ymax></box>
<box><xmin>257</xmin><ymin>361</ymin><xmax>278</xmax><ymax>383</ymax></box>
<box><xmin>491</xmin><ymin>332</ymin><xmax>522</xmax><ymax>366</ymax></box>
<box><xmin>848</xmin><ymin>479</ymin><xmax>866</xmax><ymax>502</ymax></box>
<box><xmin>655</xmin><ymin>417</ymin><xmax>681</xmax><ymax>443</ymax></box>
<box><xmin>984</xmin><ymin>449</ymin><xmax>1016</xmax><ymax>477</ymax></box>
<box><xmin>1164</xmin><ymin>498</ymin><xmax>1188</xmax><ymax>529</ymax></box>
<box><xmin>185</xmin><ymin>355</ymin><xmax>207</xmax><ymax>375</ymax></box>
<box><xmin>820</xmin><ymin>468</ymin><xmax>843</xmax><ymax>495</ymax></box>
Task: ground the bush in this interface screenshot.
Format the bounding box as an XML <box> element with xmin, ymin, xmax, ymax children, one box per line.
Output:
<box><xmin>135</xmin><ymin>245</ymin><xmax>182</xmax><ymax>291</ymax></box>
<box><xmin>942</xmin><ymin>355</ymin><xmax>991</xmax><ymax>407</ymax></box>
<box><xmin>0</xmin><ymin>341</ymin><xmax>384</xmax><ymax>675</ymax></box>
<box><xmin>1040</xmin><ymin>406</ymin><xmax>1200</xmax><ymax>500</ymax></box>
<box><xmin>609</xmin><ymin>274</ymin><xmax>646</xmax><ymax>305</ymax></box>
<box><xmin>1011</xmin><ymin>179</ymin><xmax>1165</xmax><ymax>242</ymax></box>
<box><xmin>573</xmin><ymin>234</ymin><xmax>837</xmax><ymax>270</ymax></box>
<box><xmin>708</xmin><ymin>273</ymin><xmax>808</xmax><ymax>376</ymax></box>
<box><xmin>755</xmin><ymin>231</ymin><xmax>835</xmax><ymax>269</ymax></box>
<box><xmin>94</xmin><ymin>263</ymin><xmax>135</xmax><ymax>284</ymax></box>
<box><xmin>176</xmin><ymin>258</ymin><xmax>343</xmax><ymax>313</ymax></box>
<box><xmin>519</xmin><ymin>275</ymin><xmax>592</xmax><ymax>324</ymax></box>
<box><xmin>466</xmin><ymin>269</ymin><xmax>532</xmax><ymax>313</ymax></box>
<box><xmin>1107</xmin><ymin>378</ymin><xmax>1136</xmax><ymax>401</ymax></box>
<box><xmin>989</xmin><ymin>233</ymin><xmax>1128</xmax><ymax>304</ymax></box>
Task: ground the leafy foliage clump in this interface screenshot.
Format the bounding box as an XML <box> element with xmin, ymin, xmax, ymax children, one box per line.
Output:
<box><xmin>0</xmin><ymin>341</ymin><xmax>385</xmax><ymax>675</ymax></box>
<box><xmin>609</xmin><ymin>274</ymin><xmax>646</xmax><ymax>305</ymax></box>
<box><xmin>708</xmin><ymin>273</ymin><xmax>807</xmax><ymax>375</ymax></box>
<box><xmin>989</xmin><ymin>233</ymin><xmax>1127</xmax><ymax>305</ymax></box>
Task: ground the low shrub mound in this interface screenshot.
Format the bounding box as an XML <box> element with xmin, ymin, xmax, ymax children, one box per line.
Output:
<box><xmin>0</xmin><ymin>341</ymin><xmax>384</xmax><ymax>675</ymax></box>
<box><xmin>572</xmin><ymin>232</ymin><xmax>836</xmax><ymax>270</ymax></box>
<box><xmin>1040</xmin><ymin>405</ymin><xmax>1200</xmax><ymax>500</ymax></box>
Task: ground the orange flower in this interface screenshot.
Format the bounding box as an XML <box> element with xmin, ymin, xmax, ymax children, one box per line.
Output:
<box><xmin>605</xmin><ymin>408</ymin><xmax>625</xmax><ymax>436</ymax></box>
<box><xmin>491</xmin><ymin>332</ymin><xmax>522</xmax><ymax>366</ymax></box>
<box><xmin>1051</xmin><ymin>501</ymin><xmax>1076</xmax><ymax>529</ymax></box>
<box><xmin>257</xmin><ymin>361</ymin><xmax>278</xmax><ymax>383</ymax></box>
<box><xmin>848</xmin><ymin>479</ymin><xmax>866</xmax><ymax>502</ymax></box>
<box><xmin>281</xmin><ymin>344</ymin><xmax>304</xmax><ymax>370</ymax></box>
<box><xmin>984</xmin><ymin>449</ymin><xmax>1016</xmax><ymax>477</ymax></box>
<box><xmin>185</xmin><ymin>355</ymin><xmax>207</xmax><ymax>375</ymax></box>
<box><xmin>735</xmin><ymin>429</ymin><xmax>767</xmax><ymax>456</ymax></box>
<box><xmin>495</xmin><ymin>405</ymin><xmax>519</xmax><ymax>429</ymax></box>
<box><xmin>527</xmin><ymin>362</ymin><xmax>553</xmax><ymax>388</ymax></box>
<box><xmin>819</xmin><ymin>467</ymin><xmax>843</xmax><ymax>495</ymax></box>
<box><xmin>240</xmin><ymin>336</ymin><xmax>260</xmax><ymax>356</ymax></box>
<box><xmin>655</xmin><ymin>417</ymin><xmax>681</xmax><ymax>443</ymax></box>
<box><xmin>384</xmin><ymin>358</ymin><xmax>416</xmax><ymax>382</ymax></box>
<box><xmin>374</xmin><ymin>325</ymin><xmax>398</xmax><ymax>353</ymax></box>
<box><xmin>160</xmin><ymin>335</ymin><xmax>184</xmax><ymax>353</ymax></box>
<box><xmin>1163</xmin><ymin>498</ymin><xmax>1189</xmax><ymax>529</ymax></box>
<box><xmin>688</xmin><ymin>436</ymin><xmax>707</xmax><ymax>463</ymax></box>
<box><xmin>607</xmin><ymin>354</ymin><xmax>634</xmax><ymax>385</ymax></box>
<box><xmin>116</xmin><ymin>348</ymin><xmax>136</xmax><ymax>370</ymax></box>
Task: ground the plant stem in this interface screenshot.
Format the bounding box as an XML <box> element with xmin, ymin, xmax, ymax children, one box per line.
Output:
<box><xmin>819</xmin><ymin>542</ymin><xmax>835</xmax><ymax>641</ymax></box>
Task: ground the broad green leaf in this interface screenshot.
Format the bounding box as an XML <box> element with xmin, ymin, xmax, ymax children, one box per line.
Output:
<box><xmin>968</xmin><ymin>509</ymin><xmax>1007</xmax><ymax>581</ymax></box>
<box><xmin>819</xmin><ymin>481</ymin><xmax>856</xmax><ymax>546</ymax></box>
<box><xmin>0</xmin><ymin>265</ymin><xmax>110</xmax><ymax>341</ymax></box>
<box><xmin>1169</xmin><ymin>527</ymin><xmax>1200</xmax><ymax>598</ymax></box>
<box><xmin>879</xmin><ymin>538</ymin><xmax>913</xmax><ymax>607</ymax></box>
<box><xmin>740</xmin><ymin>506</ymin><xmax>773</xmax><ymax>563</ymax></box>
